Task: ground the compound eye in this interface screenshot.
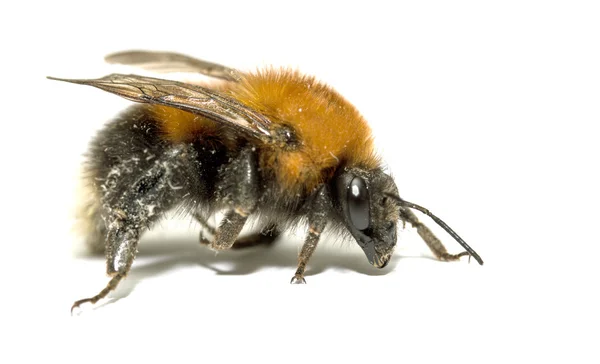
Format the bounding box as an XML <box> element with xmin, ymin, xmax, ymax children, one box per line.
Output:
<box><xmin>347</xmin><ymin>176</ymin><xmax>370</xmax><ymax>231</ymax></box>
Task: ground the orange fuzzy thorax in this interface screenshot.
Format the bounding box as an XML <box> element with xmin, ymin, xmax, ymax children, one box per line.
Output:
<box><xmin>153</xmin><ymin>68</ymin><xmax>380</xmax><ymax>193</ymax></box>
<box><xmin>230</xmin><ymin>69</ymin><xmax>380</xmax><ymax>192</ymax></box>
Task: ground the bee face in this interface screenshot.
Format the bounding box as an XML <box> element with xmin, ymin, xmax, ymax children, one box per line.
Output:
<box><xmin>334</xmin><ymin>168</ymin><xmax>400</xmax><ymax>268</ymax></box>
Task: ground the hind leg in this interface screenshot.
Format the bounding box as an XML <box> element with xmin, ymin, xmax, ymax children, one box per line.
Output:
<box><xmin>72</xmin><ymin>106</ymin><xmax>223</xmax><ymax>312</ymax></box>
<box><xmin>72</xmin><ymin>143</ymin><xmax>203</xmax><ymax>313</ymax></box>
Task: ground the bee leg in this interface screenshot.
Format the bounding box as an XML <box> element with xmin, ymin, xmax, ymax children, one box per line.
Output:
<box><xmin>195</xmin><ymin>213</ymin><xmax>279</xmax><ymax>249</ymax></box>
<box><xmin>231</xmin><ymin>224</ymin><xmax>280</xmax><ymax>250</ymax></box>
<box><xmin>71</xmin><ymin>228</ymin><xmax>135</xmax><ymax>313</ymax></box>
<box><xmin>210</xmin><ymin>147</ymin><xmax>259</xmax><ymax>250</ymax></box>
<box><xmin>71</xmin><ymin>274</ymin><xmax>125</xmax><ymax>313</ymax></box>
<box><xmin>399</xmin><ymin>207</ymin><xmax>469</xmax><ymax>261</ymax></box>
<box><xmin>291</xmin><ymin>186</ymin><xmax>331</xmax><ymax>284</ymax></box>
<box><xmin>72</xmin><ymin>144</ymin><xmax>201</xmax><ymax>313</ymax></box>
<box><xmin>194</xmin><ymin>212</ymin><xmax>217</xmax><ymax>245</ymax></box>
<box><xmin>209</xmin><ymin>209</ymin><xmax>251</xmax><ymax>250</ymax></box>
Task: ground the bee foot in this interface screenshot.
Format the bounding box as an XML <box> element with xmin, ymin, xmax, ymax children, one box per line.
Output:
<box><xmin>290</xmin><ymin>275</ymin><xmax>306</xmax><ymax>284</ymax></box>
<box><xmin>71</xmin><ymin>298</ymin><xmax>94</xmax><ymax>316</ymax></box>
<box><xmin>438</xmin><ymin>251</ymin><xmax>470</xmax><ymax>262</ymax></box>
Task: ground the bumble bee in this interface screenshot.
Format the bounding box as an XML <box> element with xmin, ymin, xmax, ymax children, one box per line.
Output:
<box><xmin>50</xmin><ymin>50</ymin><xmax>483</xmax><ymax>312</ymax></box>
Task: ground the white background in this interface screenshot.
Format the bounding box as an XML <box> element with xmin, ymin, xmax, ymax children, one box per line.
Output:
<box><xmin>2</xmin><ymin>0</ymin><xmax>599</xmax><ymax>363</ymax></box>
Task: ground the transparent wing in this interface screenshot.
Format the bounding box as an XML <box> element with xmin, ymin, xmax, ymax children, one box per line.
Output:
<box><xmin>48</xmin><ymin>74</ymin><xmax>275</xmax><ymax>143</ymax></box>
<box><xmin>105</xmin><ymin>50</ymin><xmax>242</xmax><ymax>82</ymax></box>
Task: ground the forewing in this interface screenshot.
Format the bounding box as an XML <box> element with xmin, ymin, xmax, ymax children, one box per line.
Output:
<box><xmin>48</xmin><ymin>74</ymin><xmax>274</xmax><ymax>142</ymax></box>
<box><xmin>105</xmin><ymin>50</ymin><xmax>242</xmax><ymax>82</ymax></box>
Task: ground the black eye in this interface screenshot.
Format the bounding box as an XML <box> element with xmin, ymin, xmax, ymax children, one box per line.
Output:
<box><xmin>347</xmin><ymin>176</ymin><xmax>370</xmax><ymax>231</ymax></box>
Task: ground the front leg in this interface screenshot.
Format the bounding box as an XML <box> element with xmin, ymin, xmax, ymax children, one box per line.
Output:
<box><xmin>399</xmin><ymin>207</ymin><xmax>469</xmax><ymax>262</ymax></box>
<box><xmin>291</xmin><ymin>186</ymin><xmax>331</xmax><ymax>284</ymax></box>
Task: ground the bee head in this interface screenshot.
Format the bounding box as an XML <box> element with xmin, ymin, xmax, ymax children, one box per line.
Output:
<box><xmin>333</xmin><ymin>168</ymin><xmax>399</xmax><ymax>268</ymax></box>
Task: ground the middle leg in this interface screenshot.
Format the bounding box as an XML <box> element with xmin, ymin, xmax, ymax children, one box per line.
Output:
<box><xmin>195</xmin><ymin>212</ymin><xmax>280</xmax><ymax>249</ymax></box>
<box><xmin>207</xmin><ymin>146</ymin><xmax>260</xmax><ymax>250</ymax></box>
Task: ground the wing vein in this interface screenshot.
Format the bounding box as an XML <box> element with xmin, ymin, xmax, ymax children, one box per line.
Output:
<box><xmin>47</xmin><ymin>74</ymin><xmax>284</xmax><ymax>144</ymax></box>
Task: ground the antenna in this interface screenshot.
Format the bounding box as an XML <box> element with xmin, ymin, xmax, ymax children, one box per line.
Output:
<box><xmin>386</xmin><ymin>194</ymin><xmax>484</xmax><ymax>265</ymax></box>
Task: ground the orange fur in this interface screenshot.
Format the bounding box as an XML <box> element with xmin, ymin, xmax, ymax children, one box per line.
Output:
<box><xmin>230</xmin><ymin>69</ymin><xmax>380</xmax><ymax>192</ymax></box>
<box><xmin>154</xmin><ymin>69</ymin><xmax>380</xmax><ymax>193</ymax></box>
<box><xmin>149</xmin><ymin>104</ymin><xmax>219</xmax><ymax>143</ymax></box>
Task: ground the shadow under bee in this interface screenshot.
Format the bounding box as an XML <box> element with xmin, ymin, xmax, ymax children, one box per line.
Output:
<box><xmin>74</xmin><ymin>232</ymin><xmax>430</xmax><ymax>306</ymax></box>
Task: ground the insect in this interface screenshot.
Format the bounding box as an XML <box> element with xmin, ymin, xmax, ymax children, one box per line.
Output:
<box><xmin>50</xmin><ymin>50</ymin><xmax>483</xmax><ymax>312</ymax></box>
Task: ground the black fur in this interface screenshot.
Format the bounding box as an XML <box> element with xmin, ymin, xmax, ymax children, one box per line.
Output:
<box><xmin>85</xmin><ymin>106</ymin><xmax>209</xmax><ymax>273</ymax></box>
